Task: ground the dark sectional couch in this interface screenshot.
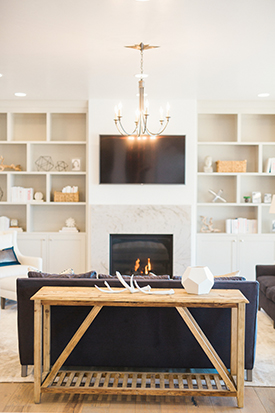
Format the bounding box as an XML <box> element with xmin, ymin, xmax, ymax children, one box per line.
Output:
<box><xmin>17</xmin><ymin>276</ymin><xmax>259</xmax><ymax>380</ymax></box>
<box><xmin>256</xmin><ymin>265</ymin><xmax>275</xmax><ymax>328</ymax></box>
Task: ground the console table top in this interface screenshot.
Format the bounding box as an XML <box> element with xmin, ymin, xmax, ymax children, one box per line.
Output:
<box><xmin>31</xmin><ymin>286</ymin><xmax>248</xmax><ymax>308</ymax></box>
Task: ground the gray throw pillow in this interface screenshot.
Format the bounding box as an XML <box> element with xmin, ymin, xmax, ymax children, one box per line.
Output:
<box><xmin>28</xmin><ymin>270</ymin><xmax>97</xmax><ymax>279</ymax></box>
<box><xmin>97</xmin><ymin>273</ymin><xmax>170</xmax><ymax>280</ymax></box>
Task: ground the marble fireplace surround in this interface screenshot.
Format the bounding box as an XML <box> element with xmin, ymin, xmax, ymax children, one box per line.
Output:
<box><xmin>90</xmin><ymin>205</ymin><xmax>191</xmax><ymax>276</ymax></box>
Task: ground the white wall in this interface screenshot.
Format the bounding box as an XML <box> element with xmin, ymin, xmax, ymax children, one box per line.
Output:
<box><xmin>88</xmin><ymin>98</ymin><xmax>197</xmax><ymax>264</ymax></box>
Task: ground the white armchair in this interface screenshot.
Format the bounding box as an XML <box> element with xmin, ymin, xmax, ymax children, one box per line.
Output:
<box><xmin>0</xmin><ymin>231</ymin><xmax>42</xmax><ymax>309</ymax></box>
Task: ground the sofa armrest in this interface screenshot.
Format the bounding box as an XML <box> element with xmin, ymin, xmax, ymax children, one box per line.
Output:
<box><xmin>256</xmin><ymin>264</ymin><xmax>275</xmax><ymax>278</ymax></box>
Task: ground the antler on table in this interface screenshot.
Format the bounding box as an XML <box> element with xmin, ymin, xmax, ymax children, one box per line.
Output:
<box><xmin>95</xmin><ymin>272</ymin><xmax>174</xmax><ymax>295</ymax></box>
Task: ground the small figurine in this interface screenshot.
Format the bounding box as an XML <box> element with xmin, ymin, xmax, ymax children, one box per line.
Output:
<box><xmin>200</xmin><ymin>216</ymin><xmax>221</xmax><ymax>233</ymax></box>
<box><xmin>65</xmin><ymin>217</ymin><xmax>76</xmax><ymax>228</ymax></box>
<box><xmin>0</xmin><ymin>156</ymin><xmax>21</xmax><ymax>172</ymax></box>
<box><xmin>204</xmin><ymin>156</ymin><xmax>213</xmax><ymax>173</ymax></box>
<box><xmin>59</xmin><ymin>217</ymin><xmax>79</xmax><ymax>233</ymax></box>
<box><xmin>34</xmin><ymin>192</ymin><xmax>44</xmax><ymax>202</ymax></box>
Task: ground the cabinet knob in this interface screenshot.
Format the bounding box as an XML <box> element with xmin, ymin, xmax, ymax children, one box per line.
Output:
<box><xmin>240</xmin><ymin>239</ymin><xmax>244</xmax><ymax>242</ymax></box>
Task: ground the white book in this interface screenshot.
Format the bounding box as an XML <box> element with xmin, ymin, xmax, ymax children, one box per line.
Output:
<box><xmin>265</xmin><ymin>158</ymin><xmax>272</xmax><ymax>173</ymax></box>
<box><xmin>11</xmin><ymin>186</ymin><xmax>20</xmax><ymax>203</ymax></box>
<box><xmin>59</xmin><ymin>227</ymin><xmax>79</xmax><ymax>233</ymax></box>
<box><xmin>238</xmin><ymin>218</ymin><xmax>247</xmax><ymax>234</ymax></box>
<box><xmin>226</xmin><ymin>219</ymin><xmax>232</xmax><ymax>234</ymax></box>
<box><xmin>26</xmin><ymin>188</ymin><xmax>34</xmax><ymax>202</ymax></box>
<box><xmin>270</xmin><ymin>158</ymin><xmax>275</xmax><ymax>173</ymax></box>
<box><xmin>247</xmin><ymin>219</ymin><xmax>257</xmax><ymax>234</ymax></box>
<box><xmin>18</xmin><ymin>187</ymin><xmax>25</xmax><ymax>202</ymax></box>
<box><xmin>251</xmin><ymin>219</ymin><xmax>258</xmax><ymax>234</ymax></box>
<box><xmin>232</xmin><ymin>219</ymin><xmax>239</xmax><ymax>234</ymax></box>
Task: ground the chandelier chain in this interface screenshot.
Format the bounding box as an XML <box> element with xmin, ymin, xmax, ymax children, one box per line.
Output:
<box><xmin>140</xmin><ymin>49</ymin><xmax>143</xmax><ymax>75</ymax></box>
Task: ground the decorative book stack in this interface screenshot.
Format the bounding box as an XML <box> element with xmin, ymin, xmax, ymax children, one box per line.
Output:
<box><xmin>225</xmin><ymin>218</ymin><xmax>257</xmax><ymax>234</ymax></box>
<box><xmin>265</xmin><ymin>158</ymin><xmax>275</xmax><ymax>173</ymax></box>
<box><xmin>11</xmin><ymin>187</ymin><xmax>33</xmax><ymax>203</ymax></box>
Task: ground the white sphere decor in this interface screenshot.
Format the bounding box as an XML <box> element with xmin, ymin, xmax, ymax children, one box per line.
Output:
<box><xmin>181</xmin><ymin>266</ymin><xmax>214</xmax><ymax>295</ymax></box>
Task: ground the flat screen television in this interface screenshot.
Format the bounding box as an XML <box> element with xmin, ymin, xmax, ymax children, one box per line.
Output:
<box><xmin>100</xmin><ymin>135</ymin><xmax>185</xmax><ymax>184</ymax></box>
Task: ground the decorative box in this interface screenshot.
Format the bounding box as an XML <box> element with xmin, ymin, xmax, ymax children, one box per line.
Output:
<box><xmin>54</xmin><ymin>191</ymin><xmax>79</xmax><ymax>202</ymax></box>
<box><xmin>216</xmin><ymin>160</ymin><xmax>247</xmax><ymax>173</ymax></box>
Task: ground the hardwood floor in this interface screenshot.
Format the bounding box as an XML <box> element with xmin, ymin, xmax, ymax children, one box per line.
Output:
<box><xmin>0</xmin><ymin>384</ymin><xmax>275</xmax><ymax>412</ymax></box>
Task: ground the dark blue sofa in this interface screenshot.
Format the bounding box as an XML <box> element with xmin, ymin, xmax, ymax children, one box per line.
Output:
<box><xmin>256</xmin><ymin>264</ymin><xmax>275</xmax><ymax>328</ymax></box>
<box><xmin>16</xmin><ymin>277</ymin><xmax>259</xmax><ymax>380</ymax></box>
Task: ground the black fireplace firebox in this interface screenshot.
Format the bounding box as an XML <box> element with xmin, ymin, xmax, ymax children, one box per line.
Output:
<box><xmin>110</xmin><ymin>234</ymin><xmax>173</xmax><ymax>276</ymax></box>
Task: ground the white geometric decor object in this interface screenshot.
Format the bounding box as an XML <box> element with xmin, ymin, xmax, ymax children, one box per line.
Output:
<box><xmin>181</xmin><ymin>266</ymin><xmax>214</xmax><ymax>295</ymax></box>
<box><xmin>208</xmin><ymin>189</ymin><xmax>226</xmax><ymax>203</ymax></box>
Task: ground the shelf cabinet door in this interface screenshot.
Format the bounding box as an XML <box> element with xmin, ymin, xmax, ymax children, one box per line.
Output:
<box><xmin>238</xmin><ymin>236</ymin><xmax>275</xmax><ymax>281</ymax></box>
<box><xmin>17</xmin><ymin>234</ymin><xmax>47</xmax><ymax>265</ymax></box>
<box><xmin>17</xmin><ymin>233</ymin><xmax>86</xmax><ymax>274</ymax></box>
<box><xmin>196</xmin><ymin>235</ymin><xmax>238</xmax><ymax>276</ymax></box>
<box><xmin>47</xmin><ymin>234</ymin><xmax>86</xmax><ymax>274</ymax></box>
<box><xmin>197</xmin><ymin>234</ymin><xmax>275</xmax><ymax>281</ymax></box>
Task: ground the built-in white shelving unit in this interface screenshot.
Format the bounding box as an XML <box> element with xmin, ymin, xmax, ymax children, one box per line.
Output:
<box><xmin>196</xmin><ymin>102</ymin><xmax>275</xmax><ymax>280</ymax></box>
<box><xmin>0</xmin><ymin>106</ymin><xmax>88</xmax><ymax>273</ymax></box>
<box><xmin>197</xmin><ymin>110</ymin><xmax>275</xmax><ymax>234</ymax></box>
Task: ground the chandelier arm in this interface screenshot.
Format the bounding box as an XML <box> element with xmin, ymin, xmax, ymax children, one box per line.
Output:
<box><xmin>144</xmin><ymin>117</ymin><xmax>171</xmax><ymax>136</ymax></box>
<box><xmin>115</xmin><ymin>118</ymin><xmax>138</xmax><ymax>136</ymax></box>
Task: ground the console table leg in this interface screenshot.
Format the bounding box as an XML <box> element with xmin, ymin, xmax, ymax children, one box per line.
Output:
<box><xmin>236</xmin><ymin>303</ymin><xmax>245</xmax><ymax>408</ymax></box>
<box><xmin>34</xmin><ymin>300</ymin><xmax>42</xmax><ymax>404</ymax></box>
<box><xmin>43</xmin><ymin>305</ymin><xmax>51</xmax><ymax>373</ymax></box>
<box><xmin>231</xmin><ymin>307</ymin><xmax>237</xmax><ymax>376</ymax></box>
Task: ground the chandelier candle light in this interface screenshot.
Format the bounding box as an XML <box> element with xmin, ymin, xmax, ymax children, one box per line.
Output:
<box><xmin>114</xmin><ymin>42</ymin><xmax>170</xmax><ymax>139</ymax></box>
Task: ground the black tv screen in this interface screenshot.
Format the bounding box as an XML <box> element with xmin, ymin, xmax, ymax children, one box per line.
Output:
<box><xmin>100</xmin><ymin>135</ymin><xmax>185</xmax><ymax>184</ymax></box>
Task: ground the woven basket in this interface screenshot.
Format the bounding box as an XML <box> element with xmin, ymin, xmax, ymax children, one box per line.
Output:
<box><xmin>54</xmin><ymin>191</ymin><xmax>79</xmax><ymax>202</ymax></box>
<box><xmin>216</xmin><ymin>160</ymin><xmax>247</xmax><ymax>173</ymax></box>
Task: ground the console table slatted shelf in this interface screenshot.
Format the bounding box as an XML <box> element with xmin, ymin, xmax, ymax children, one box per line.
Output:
<box><xmin>42</xmin><ymin>370</ymin><xmax>236</xmax><ymax>397</ymax></box>
<box><xmin>31</xmin><ymin>286</ymin><xmax>248</xmax><ymax>407</ymax></box>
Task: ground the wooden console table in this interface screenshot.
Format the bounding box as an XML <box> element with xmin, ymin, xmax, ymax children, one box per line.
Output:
<box><xmin>31</xmin><ymin>286</ymin><xmax>248</xmax><ymax>407</ymax></box>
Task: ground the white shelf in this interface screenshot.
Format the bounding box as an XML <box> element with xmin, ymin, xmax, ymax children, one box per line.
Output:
<box><xmin>198</xmin><ymin>203</ymin><xmax>258</xmax><ymax>206</ymax></box>
<box><xmin>197</xmin><ymin>110</ymin><xmax>275</xmax><ymax>235</ymax></box>
<box><xmin>0</xmin><ymin>110</ymin><xmax>87</xmax><ymax>233</ymax></box>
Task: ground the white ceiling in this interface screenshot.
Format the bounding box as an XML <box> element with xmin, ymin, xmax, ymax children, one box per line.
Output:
<box><xmin>1</xmin><ymin>0</ymin><xmax>275</xmax><ymax>102</ymax></box>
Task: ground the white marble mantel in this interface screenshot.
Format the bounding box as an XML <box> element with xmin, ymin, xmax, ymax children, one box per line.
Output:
<box><xmin>90</xmin><ymin>205</ymin><xmax>191</xmax><ymax>276</ymax></box>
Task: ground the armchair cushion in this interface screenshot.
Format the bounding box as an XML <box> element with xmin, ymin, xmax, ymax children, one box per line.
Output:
<box><xmin>0</xmin><ymin>247</ymin><xmax>20</xmax><ymax>267</ymax></box>
<box><xmin>257</xmin><ymin>276</ymin><xmax>275</xmax><ymax>295</ymax></box>
<box><xmin>266</xmin><ymin>286</ymin><xmax>275</xmax><ymax>302</ymax></box>
<box><xmin>0</xmin><ymin>264</ymin><xmax>32</xmax><ymax>279</ymax></box>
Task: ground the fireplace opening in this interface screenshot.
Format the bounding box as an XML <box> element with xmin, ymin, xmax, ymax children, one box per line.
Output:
<box><xmin>110</xmin><ymin>234</ymin><xmax>173</xmax><ymax>276</ymax></box>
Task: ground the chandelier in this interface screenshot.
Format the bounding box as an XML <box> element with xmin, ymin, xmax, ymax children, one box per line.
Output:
<box><xmin>114</xmin><ymin>42</ymin><xmax>170</xmax><ymax>139</ymax></box>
